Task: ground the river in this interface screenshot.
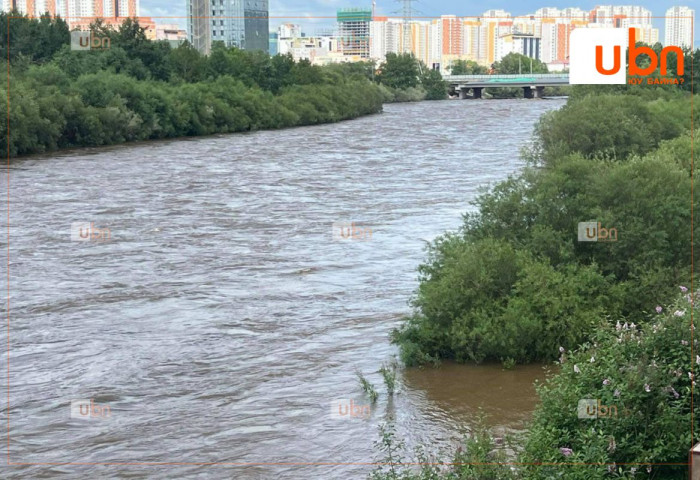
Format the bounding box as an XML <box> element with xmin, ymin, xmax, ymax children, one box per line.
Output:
<box><xmin>5</xmin><ymin>98</ymin><xmax>566</xmax><ymax>479</ymax></box>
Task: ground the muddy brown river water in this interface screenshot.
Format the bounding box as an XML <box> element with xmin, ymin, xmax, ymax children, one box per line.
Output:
<box><xmin>4</xmin><ymin>98</ymin><xmax>566</xmax><ymax>479</ymax></box>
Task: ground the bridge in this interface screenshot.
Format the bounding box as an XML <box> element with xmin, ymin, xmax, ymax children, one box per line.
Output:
<box><xmin>443</xmin><ymin>73</ymin><xmax>570</xmax><ymax>99</ymax></box>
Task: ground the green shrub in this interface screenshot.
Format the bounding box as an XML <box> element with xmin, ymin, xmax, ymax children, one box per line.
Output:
<box><xmin>394</xmin><ymin>238</ymin><xmax>615</xmax><ymax>364</ymax></box>
<box><xmin>534</xmin><ymin>94</ymin><xmax>689</xmax><ymax>163</ymax></box>
<box><xmin>357</xmin><ymin>370</ymin><xmax>379</xmax><ymax>403</ymax></box>
<box><xmin>520</xmin><ymin>293</ymin><xmax>700</xmax><ymax>480</ymax></box>
<box><xmin>394</xmin><ymin>137</ymin><xmax>698</xmax><ymax>365</ymax></box>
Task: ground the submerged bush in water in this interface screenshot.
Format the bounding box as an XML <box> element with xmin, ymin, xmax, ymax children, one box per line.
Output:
<box><xmin>375</xmin><ymin>295</ymin><xmax>699</xmax><ymax>479</ymax></box>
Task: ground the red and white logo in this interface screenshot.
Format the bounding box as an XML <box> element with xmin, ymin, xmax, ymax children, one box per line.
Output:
<box><xmin>570</xmin><ymin>28</ymin><xmax>685</xmax><ymax>84</ymax></box>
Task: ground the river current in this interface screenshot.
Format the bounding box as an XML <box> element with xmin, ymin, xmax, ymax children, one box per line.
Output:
<box><xmin>5</xmin><ymin>98</ymin><xmax>566</xmax><ymax>479</ymax></box>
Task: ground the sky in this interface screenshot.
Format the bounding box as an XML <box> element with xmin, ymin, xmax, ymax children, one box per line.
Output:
<box><xmin>139</xmin><ymin>0</ymin><xmax>698</xmax><ymax>45</ymax></box>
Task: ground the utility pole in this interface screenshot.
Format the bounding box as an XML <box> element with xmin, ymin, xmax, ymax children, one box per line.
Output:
<box><xmin>400</xmin><ymin>0</ymin><xmax>415</xmax><ymax>54</ymax></box>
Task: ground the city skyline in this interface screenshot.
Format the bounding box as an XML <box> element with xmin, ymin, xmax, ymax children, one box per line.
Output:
<box><xmin>272</xmin><ymin>5</ymin><xmax>691</xmax><ymax>73</ymax></box>
<box><xmin>135</xmin><ymin>1</ymin><xmax>698</xmax><ymax>47</ymax></box>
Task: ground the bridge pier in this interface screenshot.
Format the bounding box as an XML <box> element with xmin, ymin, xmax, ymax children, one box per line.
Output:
<box><xmin>456</xmin><ymin>86</ymin><xmax>482</xmax><ymax>99</ymax></box>
<box><xmin>523</xmin><ymin>86</ymin><xmax>545</xmax><ymax>99</ymax></box>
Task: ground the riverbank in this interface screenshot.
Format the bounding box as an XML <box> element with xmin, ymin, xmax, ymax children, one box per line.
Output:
<box><xmin>2</xmin><ymin>15</ymin><xmax>455</xmax><ymax>159</ymax></box>
<box><xmin>5</xmin><ymin>71</ymin><xmax>385</xmax><ymax>158</ymax></box>
<box><xmin>381</xmin><ymin>84</ymin><xmax>698</xmax><ymax>479</ymax></box>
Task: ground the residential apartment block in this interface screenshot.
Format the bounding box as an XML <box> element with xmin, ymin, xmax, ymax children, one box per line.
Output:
<box><xmin>665</xmin><ymin>6</ymin><xmax>694</xmax><ymax>49</ymax></box>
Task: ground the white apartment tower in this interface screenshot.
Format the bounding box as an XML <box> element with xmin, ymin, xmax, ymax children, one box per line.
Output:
<box><xmin>665</xmin><ymin>6</ymin><xmax>694</xmax><ymax>48</ymax></box>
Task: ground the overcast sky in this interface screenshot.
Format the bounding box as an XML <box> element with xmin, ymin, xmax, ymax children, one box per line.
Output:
<box><xmin>139</xmin><ymin>1</ymin><xmax>697</xmax><ymax>44</ymax></box>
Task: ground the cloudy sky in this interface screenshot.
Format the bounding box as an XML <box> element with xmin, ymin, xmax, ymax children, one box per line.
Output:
<box><xmin>139</xmin><ymin>0</ymin><xmax>696</xmax><ymax>43</ymax></box>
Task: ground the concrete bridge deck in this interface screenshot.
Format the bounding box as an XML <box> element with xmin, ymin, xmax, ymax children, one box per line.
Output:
<box><xmin>443</xmin><ymin>74</ymin><xmax>570</xmax><ymax>99</ymax></box>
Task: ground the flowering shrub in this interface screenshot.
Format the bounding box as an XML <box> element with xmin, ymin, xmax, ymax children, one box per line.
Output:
<box><xmin>520</xmin><ymin>292</ymin><xmax>700</xmax><ymax>479</ymax></box>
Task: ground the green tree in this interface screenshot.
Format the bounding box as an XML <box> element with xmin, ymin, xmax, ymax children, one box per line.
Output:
<box><xmin>377</xmin><ymin>52</ymin><xmax>420</xmax><ymax>89</ymax></box>
<box><xmin>0</xmin><ymin>11</ymin><xmax>69</xmax><ymax>63</ymax></box>
<box><xmin>420</xmin><ymin>67</ymin><xmax>446</xmax><ymax>100</ymax></box>
<box><xmin>534</xmin><ymin>93</ymin><xmax>688</xmax><ymax>162</ymax></box>
<box><xmin>449</xmin><ymin>59</ymin><xmax>488</xmax><ymax>75</ymax></box>
<box><xmin>492</xmin><ymin>52</ymin><xmax>548</xmax><ymax>74</ymax></box>
<box><xmin>167</xmin><ymin>42</ymin><xmax>205</xmax><ymax>82</ymax></box>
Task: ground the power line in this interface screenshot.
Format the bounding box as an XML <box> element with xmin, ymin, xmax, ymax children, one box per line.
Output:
<box><xmin>404</xmin><ymin>0</ymin><xmax>413</xmax><ymax>52</ymax></box>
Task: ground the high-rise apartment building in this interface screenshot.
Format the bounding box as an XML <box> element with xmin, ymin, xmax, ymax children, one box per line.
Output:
<box><xmin>665</xmin><ymin>6</ymin><xmax>694</xmax><ymax>48</ymax></box>
<box><xmin>481</xmin><ymin>10</ymin><xmax>512</xmax><ymax>65</ymax></box>
<box><xmin>440</xmin><ymin>15</ymin><xmax>462</xmax><ymax>56</ymax></box>
<box><xmin>410</xmin><ymin>21</ymin><xmax>431</xmax><ymax>66</ymax></box>
<box><xmin>589</xmin><ymin>5</ymin><xmax>658</xmax><ymax>45</ymax></box>
<box><xmin>243</xmin><ymin>0</ymin><xmax>269</xmax><ymax>51</ymax></box>
<box><xmin>589</xmin><ymin>5</ymin><xmax>653</xmax><ymax>27</ymax></box>
<box><xmin>462</xmin><ymin>17</ymin><xmax>481</xmax><ymax>61</ymax></box>
<box><xmin>369</xmin><ymin>17</ymin><xmax>431</xmax><ymax>65</ymax></box>
<box><xmin>187</xmin><ymin>0</ymin><xmax>269</xmax><ymax>55</ymax></box>
<box><xmin>2</xmin><ymin>0</ymin><xmax>56</xmax><ymax>15</ymax></box>
<box><xmin>2</xmin><ymin>0</ymin><xmax>137</xmax><ymax>19</ymax></box>
<box><xmin>540</xmin><ymin>20</ymin><xmax>580</xmax><ymax>64</ymax></box>
<box><xmin>337</xmin><ymin>8</ymin><xmax>371</xmax><ymax>58</ymax></box>
<box><xmin>369</xmin><ymin>16</ymin><xmax>401</xmax><ymax>61</ymax></box>
<box><xmin>188</xmin><ymin>0</ymin><xmax>210</xmax><ymax>54</ymax></box>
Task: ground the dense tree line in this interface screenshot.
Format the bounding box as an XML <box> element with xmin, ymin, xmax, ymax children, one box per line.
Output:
<box><xmin>1</xmin><ymin>13</ymin><xmax>398</xmax><ymax>157</ymax></box>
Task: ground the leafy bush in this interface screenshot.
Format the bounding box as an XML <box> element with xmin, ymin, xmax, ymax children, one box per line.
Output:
<box><xmin>520</xmin><ymin>293</ymin><xmax>700</xmax><ymax>480</ymax></box>
<box><xmin>534</xmin><ymin>94</ymin><xmax>689</xmax><ymax>163</ymax></box>
<box><xmin>395</xmin><ymin>238</ymin><xmax>615</xmax><ymax>364</ymax></box>
<box><xmin>394</xmin><ymin>89</ymin><xmax>698</xmax><ymax>366</ymax></box>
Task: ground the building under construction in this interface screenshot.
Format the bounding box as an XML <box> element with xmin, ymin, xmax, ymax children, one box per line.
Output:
<box><xmin>337</xmin><ymin>8</ymin><xmax>371</xmax><ymax>59</ymax></box>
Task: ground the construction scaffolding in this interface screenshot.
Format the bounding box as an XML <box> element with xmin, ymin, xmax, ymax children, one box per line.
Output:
<box><xmin>337</xmin><ymin>8</ymin><xmax>372</xmax><ymax>58</ymax></box>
